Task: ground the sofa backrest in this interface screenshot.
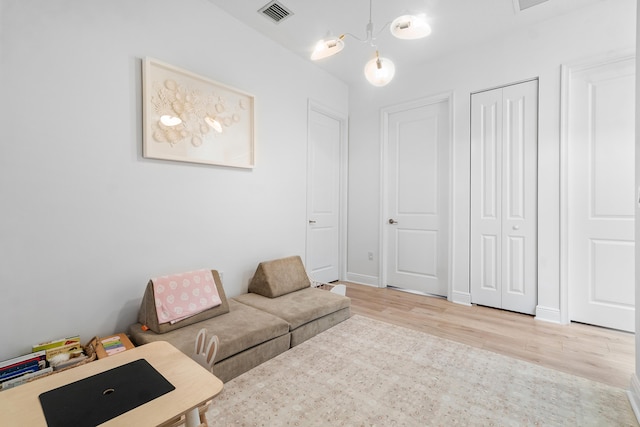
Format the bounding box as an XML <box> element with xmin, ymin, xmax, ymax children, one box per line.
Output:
<box><xmin>248</xmin><ymin>255</ymin><xmax>311</xmax><ymax>298</ymax></box>
<box><xmin>137</xmin><ymin>270</ymin><xmax>229</xmax><ymax>334</ymax></box>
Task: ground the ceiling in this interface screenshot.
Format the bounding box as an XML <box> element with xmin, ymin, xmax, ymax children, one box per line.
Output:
<box><xmin>207</xmin><ymin>0</ymin><xmax>604</xmax><ymax>86</ymax></box>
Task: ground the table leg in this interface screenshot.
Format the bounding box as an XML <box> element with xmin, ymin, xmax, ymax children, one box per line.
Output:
<box><xmin>185</xmin><ymin>407</ymin><xmax>201</xmax><ymax>427</ymax></box>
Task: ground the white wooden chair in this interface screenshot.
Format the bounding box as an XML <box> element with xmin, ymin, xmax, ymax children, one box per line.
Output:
<box><xmin>193</xmin><ymin>328</ymin><xmax>219</xmax><ymax>372</ymax></box>
<box><xmin>162</xmin><ymin>329</ymin><xmax>219</xmax><ymax>427</ymax></box>
<box><xmin>192</xmin><ymin>329</ymin><xmax>219</xmax><ymax>427</ymax></box>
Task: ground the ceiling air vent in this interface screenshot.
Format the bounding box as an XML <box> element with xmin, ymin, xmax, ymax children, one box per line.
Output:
<box><xmin>258</xmin><ymin>1</ymin><xmax>294</xmax><ymax>24</ymax></box>
<box><xmin>513</xmin><ymin>0</ymin><xmax>549</xmax><ymax>12</ymax></box>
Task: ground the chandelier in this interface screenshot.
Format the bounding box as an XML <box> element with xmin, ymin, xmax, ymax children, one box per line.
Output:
<box><xmin>310</xmin><ymin>0</ymin><xmax>431</xmax><ymax>87</ymax></box>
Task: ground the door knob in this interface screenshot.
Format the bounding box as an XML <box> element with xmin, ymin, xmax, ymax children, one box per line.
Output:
<box><xmin>512</xmin><ymin>225</ymin><xmax>520</xmax><ymax>230</ymax></box>
<box><xmin>309</xmin><ymin>220</ymin><xmax>317</xmax><ymax>224</ymax></box>
<box><xmin>388</xmin><ymin>219</ymin><xmax>398</xmax><ymax>224</ymax></box>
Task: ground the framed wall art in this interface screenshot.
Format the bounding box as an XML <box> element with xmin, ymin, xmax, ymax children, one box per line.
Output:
<box><xmin>142</xmin><ymin>57</ymin><xmax>255</xmax><ymax>168</ymax></box>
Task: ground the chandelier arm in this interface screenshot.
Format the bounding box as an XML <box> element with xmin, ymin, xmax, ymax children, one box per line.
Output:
<box><xmin>312</xmin><ymin>0</ymin><xmax>415</xmax><ymax>86</ymax></box>
<box><xmin>342</xmin><ymin>32</ymin><xmax>369</xmax><ymax>43</ymax></box>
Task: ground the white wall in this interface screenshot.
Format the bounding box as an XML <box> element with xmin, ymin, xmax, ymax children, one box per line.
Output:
<box><xmin>347</xmin><ymin>0</ymin><xmax>636</xmax><ymax>317</ymax></box>
<box><xmin>632</xmin><ymin>0</ymin><xmax>640</xmax><ymax>418</ymax></box>
<box><xmin>0</xmin><ymin>0</ymin><xmax>348</xmax><ymax>361</ymax></box>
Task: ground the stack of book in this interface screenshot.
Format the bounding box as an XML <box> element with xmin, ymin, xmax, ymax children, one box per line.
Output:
<box><xmin>0</xmin><ymin>335</ymin><xmax>86</xmax><ymax>390</ymax></box>
<box><xmin>0</xmin><ymin>350</ymin><xmax>50</xmax><ymax>390</ymax></box>
<box><xmin>34</xmin><ymin>335</ymin><xmax>86</xmax><ymax>371</ymax></box>
<box><xmin>100</xmin><ymin>336</ymin><xmax>128</xmax><ymax>356</ymax></box>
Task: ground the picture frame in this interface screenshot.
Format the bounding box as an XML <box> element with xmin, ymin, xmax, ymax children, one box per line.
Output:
<box><xmin>142</xmin><ymin>57</ymin><xmax>255</xmax><ymax>168</ymax></box>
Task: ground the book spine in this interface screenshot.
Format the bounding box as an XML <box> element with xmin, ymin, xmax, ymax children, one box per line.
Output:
<box><xmin>0</xmin><ymin>367</ymin><xmax>53</xmax><ymax>390</ymax></box>
<box><xmin>32</xmin><ymin>336</ymin><xmax>80</xmax><ymax>352</ymax></box>
<box><xmin>0</xmin><ymin>359</ymin><xmax>40</xmax><ymax>378</ymax></box>
<box><xmin>0</xmin><ymin>350</ymin><xmax>46</xmax><ymax>371</ymax></box>
<box><xmin>45</xmin><ymin>343</ymin><xmax>83</xmax><ymax>360</ymax></box>
<box><xmin>0</xmin><ymin>364</ymin><xmax>39</xmax><ymax>384</ymax></box>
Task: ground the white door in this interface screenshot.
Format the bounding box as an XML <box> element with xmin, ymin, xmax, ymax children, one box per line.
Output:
<box><xmin>470</xmin><ymin>80</ymin><xmax>538</xmax><ymax>315</ymax></box>
<box><xmin>566</xmin><ymin>55</ymin><xmax>635</xmax><ymax>332</ymax></box>
<box><xmin>306</xmin><ymin>104</ymin><xmax>345</xmax><ymax>284</ymax></box>
<box><xmin>384</xmin><ymin>97</ymin><xmax>449</xmax><ymax>296</ymax></box>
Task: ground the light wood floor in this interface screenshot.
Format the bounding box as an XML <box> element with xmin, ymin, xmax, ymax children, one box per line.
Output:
<box><xmin>342</xmin><ymin>282</ymin><xmax>635</xmax><ymax>389</ymax></box>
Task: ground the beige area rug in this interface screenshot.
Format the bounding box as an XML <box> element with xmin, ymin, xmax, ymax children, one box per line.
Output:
<box><xmin>206</xmin><ymin>315</ymin><xmax>638</xmax><ymax>426</ymax></box>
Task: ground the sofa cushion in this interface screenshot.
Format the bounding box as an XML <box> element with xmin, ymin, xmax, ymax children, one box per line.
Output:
<box><xmin>137</xmin><ymin>270</ymin><xmax>230</xmax><ymax>334</ymax></box>
<box><xmin>248</xmin><ymin>255</ymin><xmax>311</xmax><ymax>298</ymax></box>
<box><xmin>212</xmin><ymin>334</ymin><xmax>290</xmax><ymax>383</ymax></box>
<box><xmin>152</xmin><ymin>269</ymin><xmax>222</xmax><ymax>324</ymax></box>
<box><xmin>129</xmin><ymin>300</ymin><xmax>290</xmax><ymax>362</ymax></box>
<box><xmin>234</xmin><ymin>287</ymin><xmax>351</xmax><ymax>330</ymax></box>
<box><xmin>289</xmin><ymin>307</ymin><xmax>351</xmax><ymax>347</ymax></box>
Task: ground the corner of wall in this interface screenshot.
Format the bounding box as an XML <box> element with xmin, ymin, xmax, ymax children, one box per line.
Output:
<box><xmin>346</xmin><ymin>273</ymin><xmax>380</xmax><ymax>287</ymax></box>
<box><xmin>534</xmin><ymin>305</ymin><xmax>563</xmax><ymax>323</ymax></box>
<box><xmin>451</xmin><ymin>291</ymin><xmax>471</xmax><ymax>306</ymax></box>
<box><xmin>627</xmin><ymin>374</ymin><xmax>640</xmax><ymax>424</ymax></box>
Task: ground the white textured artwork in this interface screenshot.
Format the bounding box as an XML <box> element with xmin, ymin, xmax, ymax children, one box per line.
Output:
<box><xmin>143</xmin><ymin>58</ymin><xmax>255</xmax><ymax>168</ymax></box>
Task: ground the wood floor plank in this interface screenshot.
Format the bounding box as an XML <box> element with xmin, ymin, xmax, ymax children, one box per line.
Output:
<box><xmin>342</xmin><ymin>282</ymin><xmax>635</xmax><ymax>389</ymax></box>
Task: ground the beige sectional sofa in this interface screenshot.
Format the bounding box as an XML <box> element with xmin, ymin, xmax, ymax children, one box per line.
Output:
<box><xmin>127</xmin><ymin>256</ymin><xmax>350</xmax><ymax>383</ymax></box>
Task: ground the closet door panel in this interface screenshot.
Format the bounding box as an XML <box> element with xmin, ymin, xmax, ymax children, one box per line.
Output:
<box><xmin>471</xmin><ymin>80</ymin><xmax>538</xmax><ymax>314</ymax></box>
<box><xmin>470</xmin><ymin>89</ymin><xmax>503</xmax><ymax>309</ymax></box>
<box><xmin>501</xmin><ymin>81</ymin><xmax>538</xmax><ymax>314</ymax></box>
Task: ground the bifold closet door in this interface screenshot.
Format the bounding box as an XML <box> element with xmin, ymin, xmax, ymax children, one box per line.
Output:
<box><xmin>470</xmin><ymin>80</ymin><xmax>538</xmax><ymax>315</ymax></box>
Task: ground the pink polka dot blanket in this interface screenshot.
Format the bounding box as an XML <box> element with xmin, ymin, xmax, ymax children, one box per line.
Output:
<box><xmin>151</xmin><ymin>269</ymin><xmax>222</xmax><ymax>325</ymax></box>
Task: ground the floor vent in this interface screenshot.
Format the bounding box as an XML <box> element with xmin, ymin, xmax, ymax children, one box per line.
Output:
<box><xmin>258</xmin><ymin>1</ymin><xmax>294</xmax><ymax>24</ymax></box>
<box><xmin>513</xmin><ymin>0</ymin><xmax>549</xmax><ymax>12</ymax></box>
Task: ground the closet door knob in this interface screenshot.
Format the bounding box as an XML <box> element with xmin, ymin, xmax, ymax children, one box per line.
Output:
<box><xmin>388</xmin><ymin>219</ymin><xmax>398</xmax><ymax>224</ymax></box>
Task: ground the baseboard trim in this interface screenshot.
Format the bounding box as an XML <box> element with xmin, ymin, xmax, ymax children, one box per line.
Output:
<box><xmin>345</xmin><ymin>273</ymin><xmax>379</xmax><ymax>287</ymax></box>
<box><xmin>535</xmin><ymin>305</ymin><xmax>562</xmax><ymax>323</ymax></box>
<box><xmin>628</xmin><ymin>374</ymin><xmax>640</xmax><ymax>424</ymax></box>
<box><xmin>451</xmin><ymin>291</ymin><xmax>471</xmax><ymax>306</ymax></box>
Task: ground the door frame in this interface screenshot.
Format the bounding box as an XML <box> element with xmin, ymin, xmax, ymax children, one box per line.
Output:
<box><xmin>379</xmin><ymin>92</ymin><xmax>454</xmax><ymax>296</ymax></box>
<box><xmin>559</xmin><ymin>49</ymin><xmax>636</xmax><ymax>325</ymax></box>
<box><xmin>306</xmin><ymin>99</ymin><xmax>349</xmax><ymax>282</ymax></box>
